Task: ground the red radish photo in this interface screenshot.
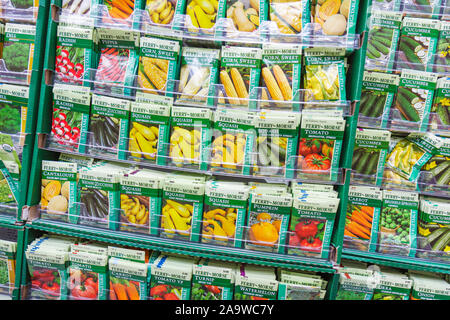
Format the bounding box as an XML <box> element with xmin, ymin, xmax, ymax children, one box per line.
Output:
<box><xmin>55</xmin><ymin>46</ymin><xmax>85</xmax><ymax>85</ymax></box>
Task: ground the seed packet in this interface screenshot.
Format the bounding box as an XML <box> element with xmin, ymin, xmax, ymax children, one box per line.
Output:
<box><xmin>365</xmin><ymin>11</ymin><xmax>402</xmax><ymax>72</ymax></box>
<box><xmin>184</xmin><ymin>0</ymin><xmax>225</xmax><ymax>32</ymax></box>
<box><xmin>168</xmin><ymin>106</ymin><xmax>212</xmax><ymax>170</ymax></box>
<box><xmin>403</xmin><ymin>0</ymin><xmax>435</xmax><ymax>19</ymax></box>
<box><xmin>268</xmin><ymin>0</ymin><xmax>309</xmax><ymax>36</ymax></box>
<box><xmin>396</xmin><ymin>17</ymin><xmax>440</xmax><ymax>72</ymax></box>
<box><xmin>128</xmin><ymin>92</ymin><xmax>171</xmax><ymax>165</ymax></box>
<box><xmin>145</xmin><ymin>0</ymin><xmax>185</xmax><ymax>29</ymax></box>
<box><xmin>429</xmin><ymin>77</ymin><xmax>450</xmax><ymax>132</ymax></box>
<box><xmin>416</xmin><ymin>197</ymin><xmax>450</xmax><ymax>262</ymax></box>
<box><xmin>98</xmin><ymin>0</ymin><xmax>136</xmax><ymax>26</ymax></box>
<box><xmin>0</xmin><ymin>239</ymin><xmax>16</xmax><ymax>296</ymax></box>
<box><xmin>40</xmin><ymin>160</ymin><xmax>78</xmax><ymax>223</ymax></box>
<box><xmin>26</xmin><ymin>247</ymin><xmax>70</xmax><ymax>300</ymax></box>
<box><xmin>89</xmin><ymin>94</ymin><xmax>131</xmax><ymax>160</ymax></box>
<box><xmin>200</xmin><ymin>180</ymin><xmax>249</xmax><ymax>247</ymax></box>
<box><xmin>109</xmin><ymin>257</ymin><xmax>149</xmax><ymax>300</ymax></box>
<box><xmin>0</xmin><ymin>83</ymin><xmax>29</xmax><ymax>148</ymax></box>
<box><xmin>234</xmin><ymin>265</ymin><xmax>278</xmax><ymax>300</ymax></box>
<box><xmin>245</xmin><ymin>191</ymin><xmax>292</xmax><ymax>253</ymax></box>
<box><xmin>372</xmin><ymin>273</ymin><xmax>413</xmax><ymax>300</ymax></box>
<box><xmin>420</xmin><ymin>138</ymin><xmax>450</xmax><ymax>192</ymax></box>
<box><xmin>210</xmin><ymin>108</ymin><xmax>255</xmax><ymax>175</ymax></box>
<box><xmin>390</xmin><ymin>69</ymin><xmax>438</xmax><ymax>132</ymax></box>
<box><xmin>119</xmin><ymin>169</ymin><xmax>163</xmax><ymax>235</ymax></box>
<box><xmin>303</xmin><ymin>48</ymin><xmax>346</xmax><ymax>102</ymax></box>
<box><xmin>222</xmin><ymin>0</ymin><xmax>266</xmax><ymax>34</ymax></box>
<box><xmin>378</xmin><ymin>190</ymin><xmax>419</xmax><ymax>257</ymax></box>
<box><xmin>77</xmin><ymin>164</ymin><xmax>123</xmax><ymax>229</ymax></box>
<box><xmin>358</xmin><ymin>71</ymin><xmax>400</xmax><ymax>128</ymax></box>
<box><xmin>49</xmin><ymin>84</ymin><xmax>91</xmax><ymax>153</ymax></box>
<box><xmin>335</xmin><ymin>273</ymin><xmax>374</xmax><ymax>300</ymax></box>
<box><xmin>260</xmin><ymin>43</ymin><xmax>302</xmax><ymax>110</ymax></box>
<box><xmin>253</xmin><ymin>110</ymin><xmax>300</xmax><ymax>178</ymax></box>
<box><xmin>409</xmin><ymin>273</ymin><xmax>450</xmax><ymax>300</ymax></box>
<box><xmin>386</xmin><ymin>133</ymin><xmax>443</xmax><ymax>181</ymax></box>
<box><xmin>287</xmin><ymin>196</ymin><xmax>339</xmax><ymax>259</ymax></box>
<box><xmin>176</xmin><ymin>47</ymin><xmax>220</xmax><ymax>107</ymax></box>
<box><xmin>248</xmin><ymin>181</ymin><xmax>289</xmax><ymax>195</ymax></box>
<box><xmin>344</xmin><ymin>186</ymin><xmax>382</xmax><ymax>253</ymax></box>
<box><xmin>68</xmin><ymin>250</ymin><xmax>108</xmax><ymax>300</ymax></box>
<box><xmin>0</xmin><ymin>23</ymin><xmax>35</xmax><ymax>85</ymax></box>
<box><xmin>351</xmin><ymin>128</ymin><xmax>391</xmax><ymax>186</ymax></box>
<box><xmin>161</xmin><ymin>174</ymin><xmax>205</xmax><ymax>242</ymax></box>
<box><xmin>55</xmin><ymin>25</ymin><xmax>95</xmax><ymax>86</ymax></box>
<box><xmin>191</xmin><ymin>259</ymin><xmax>236</xmax><ymax>300</ymax></box>
<box><xmin>218</xmin><ymin>46</ymin><xmax>261</xmax><ymax>110</ymax></box>
<box><xmin>149</xmin><ymin>255</ymin><xmax>194</xmax><ymax>300</ymax></box>
<box><xmin>291</xmin><ymin>182</ymin><xmax>335</xmax><ymax>194</ymax></box>
<box><xmin>107</xmin><ymin>245</ymin><xmax>149</xmax><ymax>262</ymax></box>
<box><xmin>61</xmin><ymin>0</ymin><xmax>92</xmax><ymax>16</ymax></box>
<box><xmin>277</xmin><ymin>270</ymin><xmax>325</xmax><ymax>300</ymax></box>
<box><xmin>311</xmin><ymin>0</ymin><xmax>359</xmax><ymax>37</ymax></box>
<box><xmin>297</xmin><ymin>115</ymin><xmax>345</xmax><ymax>182</ymax></box>
<box><xmin>94</xmin><ymin>29</ymin><xmax>139</xmax><ymax>97</ymax></box>
<box><xmin>433</xmin><ymin>21</ymin><xmax>450</xmax><ymax>74</ymax></box>
<box><xmin>137</xmin><ymin>36</ymin><xmax>180</xmax><ymax>97</ymax></box>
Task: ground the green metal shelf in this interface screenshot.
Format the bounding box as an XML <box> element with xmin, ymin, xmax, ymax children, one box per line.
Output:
<box><xmin>27</xmin><ymin>218</ymin><xmax>337</xmax><ymax>274</ymax></box>
<box><xmin>342</xmin><ymin>249</ymin><xmax>450</xmax><ymax>275</ymax></box>
<box><xmin>0</xmin><ymin>215</ymin><xmax>22</xmax><ymax>229</ymax></box>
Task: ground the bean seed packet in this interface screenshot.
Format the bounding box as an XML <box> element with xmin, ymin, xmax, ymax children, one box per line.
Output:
<box><xmin>287</xmin><ymin>196</ymin><xmax>339</xmax><ymax>259</ymax></box>
<box><xmin>109</xmin><ymin>257</ymin><xmax>149</xmax><ymax>300</ymax></box>
<box><xmin>372</xmin><ymin>273</ymin><xmax>413</xmax><ymax>300</ymax></box>
<box><xmin>260</xmin><ymin>43</ymin><xmax>302</xmax><ymax>110</ymax></box>
<box><xmin>390</xmin><ymin>69</ymin><xmax>438</xmax><ymax>132</ymax></box>
<box><xmin>303</xmin><ymin>47</ymin><xmax>346</xmax><ymax>102</ymax></box>
<box><xmin>429</xmin><ymin>77</ymin><xmax>450</xmax><ymax>132</ymax></box>
<box><xmin>358</xmin><ymin>71</ymin><xmax>400</xmax><ymax>129</ymax></box>
<box><xmin>234</xmin><ymin>265</ymin><xmax>278</xmax><ymax>300</ymax></box>
<box><xmin>200</xmin><ymin>180</ymin><xmax>249</xmax><ymax>248</ymax></box>
<box><xmin>416</xmin><ymin>197</ymin><xmax>450</xmax><ymax>262</ymax></box>
<box><xmin>343</xmin><ymin>185</ymin><xmax>382</xmax><ymax>253</ymax></box>
<box><xmin>253</xmin><ymin>110</ymin><xmax>300</xmax><ymax>178</ymax></box>
<box><xmin>191</xmin><ymin>259</ymin><xmax>236</xmax><ymax>300</ymax></box>
<box><xmin>40</xmin><ymin>160</ymin><xmax>78</xmax><ymax>223</ymax></box>
<box><xmin>351</xmin><ymin>128</ymin><xmax>391</xmax><ymax>186</ymax></box>
<box><xmin>137</xmin><ymin>36</ymin><xmax>180</xmax><ymax>97</ymax></box>
<box><xmin>365</xmin><ymin>11</ymin><xmax>402</xmax><ymax>73</ymax></box>
<box><xmin>378</xmin><ymin>190</ymin><xmax>419</xmax><ymax>257</ymax></box>
<box><xmin>55</xmin><ymin>25</ymin><xmax>95</xmax><ymax>86</ymax></box>
<box><xmin>128</xmin><ymin>92</ymin><xmax>172</xmax><ymax>165</ymax></box>
<box><xmin>49</xmin><ymin>84</ymin><xmax>91</xmax><ymax>154</ymax></box>
<box><xmin>385</xmin><ymin>132</ymin><xmax>443</xmax><ymax>181</ymax></box>
<box><xmin>396</xmin><ymin>17</ymin><xmax>440</xmax><ymax>72</ymax></box>
<box><xmin>68</xmin><ymin>250</ymin><xmax>108</xmax><ymax>300</ymax></box>
<box><xmin>218</xmin><ymin>45</ymin><xmax>261</xmax><ymax>110</ymax></box>
<box><xmin>0</xmin><ymin>23</ymin><xmax>35</xmax><ymax>85</ymax></box>
<box><xmin>176</xmin><ymin>47</ymin><xmax>220</xmax><ymax>107</ymax></box>
<box><xmin>0</xmin><ymin>239</ymin><xmax>16</xmax><ymax>296</ymax></box>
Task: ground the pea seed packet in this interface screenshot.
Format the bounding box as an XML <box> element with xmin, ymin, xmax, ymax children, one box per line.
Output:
<box><xmin>149</xmin><ymin>255</ymin><xmax>194</xmax><ymax>300</ymax></box>
<box><xmin>218</xmin><ymin>46</ymin><xmax>261</xmax><ymax>110</ymax></box>
<box><xmin>344</xmin><ymin>185</ymin><xmax>382</xmax><ymax>253</ymax></box>
<box><xmin>378</xmin><ymin>190</ymin><xmax>419</xmax><ymax>257</ymax></box>
<box><xmin>0</xmin><ymin>23</ymin><xmax>35</xmax><ymax>85</ymax></box>
<box><xmin>303</xmin><ymin>48</ymin><xmax>346</xmax><ymax>102</ymax></box>
<box><xmin>396</xmin><ymin>17</ymin><xmax>440</xmax><ymax>72</ymax></box>
<box><xmin>40</xmin><ymin>160</ymin><xmax>78</xmax><ymax>223</ymax></box>
<box><xmin>390</xmin><ymin>69</ymin><xmax>438</xmax><ymax>132</ymax></box>
<box><xmin>358</xmin><ymin>71</ymin><xmax>400</xmax><ymax>128</ymax></box>
<box><xmin>119</xmin><ymin>169</ymin><xmax>163</xmax><ymax>235</ymax></box>
<box><xmin>89</xmin><ymin>94</ymin><xmax>131</xmax><ymax>160</ymax></box>
<box><xmin>365</xmin><ymin>11</ymin><xmax>402</xmax><ymax>73</ymax></box>
<box><xmin>429</xmin><ymin>77</ymin><xmax>450</xmax><ymax>132</ymax></box>
<box><xmin>253</xmin><ymin>110</ymin><xmax>301</xmax><ymax>178</ymax></box>
<box><xmin>372</xmin><ymin>273</ymin><xmax>413</xmax><ymax>300</ymax></box>
<box><xmin>128</xmin><ymin>92</ymin><xmax>172</xmax><ymax>165</ymax></box>
<box><xmin>200</xmin><ymin>180</ymin><xmax>249</xmax><ymax>248</ymax></box>
<box><xmin>168</xmin><ymin>106</ymin><xmax>212</xmax><ymax>170</ymax></box>
<box><xmin>245</xmin><ymin>191</ymin><xmax>292</xmax><ymax>253</ymax></box>
<box><xmin>176</xmin><ymin>47</ymin><xmax>220</xmax><ymax>107</ymax></box>
<box><xmin>49</xmin><ymin>84</ymin><xmax>91</xmax><ymax>154</ymax></box>
<box><xmin>416</xmin><ymin>197</ymin><xmax>450</xmax><ymax>262</ymax></box>
<box><xmin>55</xmin><ymin>25</ymin><xmax>95</xmax><ymax>86</ymax></box>
<box><xmin>351</xmin><ymin>128</ymin><xmax>391</xmax><ymax>186</ymax></box>
<box><xmin>68</xmin><ymin>250</ymin><xmax>108</xmax><ymax>300</ymax></box>
<box><xmin>109</xmin><ymin>257</ymin><xmax>149</xmax><ymax>300</ymax></box>
<box><xmin>191</xmin><ymin>259</ymin><xmax>236</xmax><ymax>300</ymax></box>
<box><xmin>137</xmin><ymin>36</ymin><xmax>180</xmax><ymax>97</ymax></box>
<box><xmin>0</xmin><ymin>239</ymin><xmax>17</xmax><ymax>296</ymax></box>
<box><xmin>385</xmin><ymin>132</ymin><xmax>443</xmax><ymax>181</ymax></box>
<box><xmin>234</xmin><ymin>265</ymin><xmax>278</xmax><ymax>300</ymax></box>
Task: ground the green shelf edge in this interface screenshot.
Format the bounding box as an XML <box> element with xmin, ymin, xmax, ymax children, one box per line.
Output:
<box><xmin>342</xmin><ymin>249</ymin><xmax>450</xmax><ymax>275</ymax></box>
<box><xmin>27</xmin><ymin>219</ymin><xmax>336</xmax><ymax>274</ymax></box>
<box><xmin>0</xmin><ymin>215</ymin><xmax>22</xmax><ymax>229</ymax></box>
